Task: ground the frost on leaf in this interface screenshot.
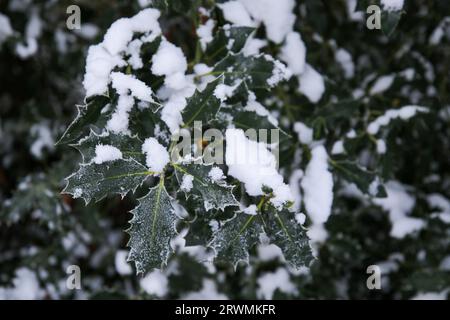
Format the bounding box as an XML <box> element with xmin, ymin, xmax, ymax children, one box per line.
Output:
<box><xmin>56</xmin><ymin>96</ymin><xmax>109</xmax><ymax>145</ymax></box>
<box><xmin>204</xmin><ymin>26</ymin><xmax>255</xmax><ymax>62</ymax></box>
<box><xmin>263</xmin><ymin>208</ymin><xmax>314</xmax><ymax>269</ymax></box>
<box><xmin>174</xmin><ymin>163</ymin><xmax>238</xmax><ymax>211</ymax></box>
<box><xmin>74</xmin><ymin>130</ymin><xmax>143</xmax><ymax>164</ymax></box>
<box><xmin>213</xmin><ymin>53</ymin><xmax>288</xmax><ymax>90</ymax></box>
<box><xmin>127</xmin><ymin>180</ymin><xmax>179</xmax><ymax>274</ymax></box>
<box><xmin>63</xmin><ymin>158</ymin><xmax>149</xmax><ymax>203</ymax></box>
<box><xmin>209</xmin><ymin>213</ymin><xmax>262</xmax><ymax>267</ymax></box>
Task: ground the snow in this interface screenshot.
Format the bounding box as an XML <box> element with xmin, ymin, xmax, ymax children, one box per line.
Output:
<box><xmin>214</xmin><ymin>83</ymin><xmax>239</xmax><ymax>102</ymax></box>
<box><xmin>331</xmin><ymin>140</ymin><xmax>345</xmax><ymax>155</ymax></box>
<box><xmin>376</xmin><ymin>139</ymin><xmax>387</xmax><ymax>154</ymax></box>
<box><xmin>411</xmin><ymin>291</ymin><xmax>447</xmax><ymax>300</ymax></box>
<box><xmin>208</xmin><ymin>167</ymin><xmax>225</xmax><ymax>182</ymax></box>
<box><xmin>16</xmin><ymin>10</ymin><xmax>42</xmax><ymax>59</ymax></box>
<box><xmin>373</xmin><ymin>181</ymin><xmax>425</xmax><ymax>238</ymax></box>
<box><xmin>265</xmin><ymin>55</ymin><xmax>291</xmax><ymax>87</ymax></box>
<box><xmin>288</xmin><ymin>169</ymin><xmax>303</xmax><ymax>212</ymax></box>
<box><xmin>83</xmin><ymin>9</ymin><xmax>161</xmax><ymax>97</ymax></box>
<box><xmin>0</xmin><ymin>268</ymin><xmax>43</xmax><ymax>300</ymax></box>
<box><xmin>301</xmin><ymin>145</ymin><xmax>333</xmax><ymax>225</ymax></box>
<box><xmin>218</xmin><ymin>1</ymin><xmax>255</xmax><ymax>27</ymax></box>
<box><xmin>140</xmin><ymin>269</ymin><xmax>168</xmax><ymax>297</ymax></box>
<box><xmin>115</xmin><ymin>250</ymin><xmax>132</xmax><ymax>275</ymax></box>
<box><xmin>298</xmin><ymin>64</ymin><xmax>325</xmax><ymax>103</ymax></box>
<box><xmin>182</xmin><ymin>279</ymin><xmax>228</xmax><ymax>300</ymax></box>
<box><xmin>180</xmin><ymin>174</ymin><xmax>194</xmax><ymax>192</ymax></box>
<box><xmin>142</xmin><ymin>137</ymin><xmax>170</xmax><ymax>172</ymax></box>
<box><xmin>335</xmin><ymin>48</ymin><xmax>355</xmax><ymax>79</ymax></box>
<box><xmin>280</xmin><ymin>32</ymin><xmax>306</xmax><ymax>75</ymax></box>
<box><xmin>381</xmin><ymin>0</ymin><xmax>404</xmax><ymax>11</ymax></box>
<box><xmin>293</xmin><ymin>122</ymin><xmax>313</xmax><ymax>145</ymax></box>
<box><xmin>244</xmin><ymin>93</ymin><xmax>278</xmax><ymax>126</ymax></box>
<box><xmin>93</xmin><ymin>144</ymin><xmax>123</xmax><ymax>164</ymax></box>
<box><xmin>243</xmin><ymin>204</ymin><xmax>258</xmax><ymax>215</ymax></box>
<box><xmin>151</xmin><ymin>40</ymin><xmax>187</xmax><ymax>79</ymax></box>
<box><xmin>257</xmin><ymin>244</ymin><xmax>284</xmax><ymax>261</ymax></box>
<box><xmin>225</xmin><ymin>128</ymin><xmax>293</xmax><ymax>209</ymax></box>
<box><xmin>197</xmin><ymin>19</ymin><xmax>215</xmax><ymax>50</ymax></box>
<box><xmin>0</xmin><ymin>13</ymin><xmax>13</xmax><ymax>45</ymax></box>
<box><xmin>242</xmin><ymin>37</ymin><xmax>267</xmax><ymax>56</ymax></box>
<box><xmin>370</xmin><ymin>74</ymin><xmax>395</xmax><ymax>95</ymax></box>
<box><xmin>257</xmin><ymin>268</ymin><xmax>297</xmax><ymax>299</ymax></box>
<box><xmin>106</xmin><ymin>94</ymin><xmax>135</xmax><ymax>134</ymax></box>
<box><xmin>367</xmin><ymin>105</ymin><xmax>429</xmax><ymax>135</ymax></box>
<box><xmin>30</xmin><ymin>123</ymin><xmax>54</xmax><ymax>159</ymax></box>
<box><xmin>240</xmin><ymin>0</ymin><xmax>296</xmax><ymax>44</ymax></box>
<box><xmin>110</xmin><ymin>72</ymin><xmax>154</xmax><ymax>102</ymax></box>
<box><xmin>429</xmin><ymin>18</ymin><xmax>450</xmax><ymax>45</ymax></box>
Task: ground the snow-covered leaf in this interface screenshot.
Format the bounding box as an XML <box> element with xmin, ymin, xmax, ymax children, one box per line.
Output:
<box><xmin>173</xmin><ymin>162</ymin><xmax>238</xmax><ymax>211</ymax></box>
<box><xmin>213</xmin><ymin>53</ymin><xmax>288</xmax><ymax>90</ymax></box>
<box><xmin>263</xmin><ymin>208</ymin><xmax>313</xmax><ymax>269</ymax></box>
<box><xmin>63</xmin><ymin>159</ymin><xmax>150</xmax><ymax>203</ymax></box>
<box><xmin>127</xmin><ymin>179</ymin><xmax>179</xmax><ymax>274</ymax></box>
<box><xmin>209</xmin><ymin>213</ymin><xmax>262</xmax><ymax>267</ymax></box>
<box><xmin>57</xmin><ymin>96</ymin><xmax>109</xmax><ymax>145</ymax></box>
<box><xmin>205</xmin><ymin>26</ymin><xmax>255</xmax><ymax>62</ymax></box>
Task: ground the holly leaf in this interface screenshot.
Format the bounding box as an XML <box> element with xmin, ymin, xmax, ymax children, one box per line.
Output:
<box><xmin>57</xmin><ymin>95</ymin><xmax>109</xmax><ymax>145</ymax></box>
<box><xmin>209</xmin><ymin>213</ymin><xmax>262</xmax><ymax>267</ymax></box>
<box><xmin>263</xmin><ymin>208</ymin><xmax>314</xmax><ymax>269</ymax></box>
<box><xmin>173</xmin><ymin>162</ymin><xmax>238</xmax><ymax>211</ymax></box>
<box><xmin>127</xmin><ymin>179</ymin><xmax>179</xmax><ymax>274</ymax></box>
<box><xmin>381</xmin><ymin>10</ymin><xmax>403</xmax><ymax>37</ymax></box>
<box><xmin>331</xmin><ymin>159</ymin><xmax>386</xmax><ymax>197</ymax></box>
<box><xmin>63</xmin><ymin>159</ymin><xmax>150</xmax><ymax>203</ymax></box>
<box><xmin>74</xmin><ymin>130</ymin><xmax>144</xmax><ymax>164</ymax></box>
<box><xmin>182</xmin><ymin>77</ymin><xmax>222</xmax><ymax>128</ymax></box>
<box><xmin>213</xmin><ymin>53</ymin><xmax>288</xmax><ymax>90</ymax></box>
<box><xmin>205</xmin><ymin>26</ymin><xmax>255</xmax><ymax>62</ymax></box>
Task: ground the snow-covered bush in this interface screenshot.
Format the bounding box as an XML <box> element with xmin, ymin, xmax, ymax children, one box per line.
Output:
<box><xmin>1</xmin><ymin>0</ymin><xmax>449</xmax><ymax>299</ymax></box>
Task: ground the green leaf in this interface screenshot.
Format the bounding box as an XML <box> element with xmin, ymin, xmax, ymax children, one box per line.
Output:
<box><xmin>331</xmin><ymin>159</ymin><xmax>386</xmax><ymax>196</ymax></box>
<box><xmin>263</xmin><ymin>208</ymin><xmax>314</xmax><ymax>269</ymax></box>
<box><xmin>74</xmin><ymin>130</ymin><xmax>144</xmax><ymax>164</ymax></box>
<box><xmin>63</xmin><ymin>159</ymin><xmax>151</xmax><ymax>203</ymax></box>
<box><xmin>173</xmin><ymin>162</ymin><xmax>238</xmax><ymax>211</ymax></box>
<box><xmin>57</xmin><ymin>96</ymin><xmax>109</xmax><ymax>145</ymax></box>
<box><xmin>127</xmin><ymin>178</ymin><xmax>179</xmax><ymax>274</ymax></box>
<box><xmin>205</xmin><ymin>26</ymin><xmax>255</xmax><ymax>62</ymax></box>
<box><xmin>381</xmin><ymin>10</ymin><xmax>403</xmax><ymax>37</ymax></box>
<box><xmin>182</xmin><ymin>77</ymin><xmax>222</xmax><ymax>128</ymax></box>
<box><xmin>213</xmin><ymin>53</ymin><xmax>287</xmax><ymax>90</ymax></box>
<box><xmin>209</xmin><ymin>213</ymin><xmax>262</xmax><ymax>267</ymax></box>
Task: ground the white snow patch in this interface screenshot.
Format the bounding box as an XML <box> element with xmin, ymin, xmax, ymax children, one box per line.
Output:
<box><xmin>115</xmin><ymin>250</ymin><xmax>132</xmax><ymax>275</ymax></box>
<box><xmin>370</xmin><ymin>74</ymin><xmax>395</xmax><ymax>95</ymax></box>
<box><xmin>239</xmin><ymin>0</ymin><xmax>296</xmax><ymax>44</ymax></box>
<box><xmin>111</xmin><ymin>72</ymin><xmax>154</xmax><ymax>102</ymax></box>
<box><xmin>93</xmin><ymin>144</ymin><xmax>123</xmax><ymax>164</ymax></box>
<box><xmin>367</xmin><ymin>105</ymin><xmax>429</xmax><ymax>135</ymax></box>
<box><xmin>197</xmin><ymin>19</ymin><xmax>215</xmax><ymax>50</ymax></box>
<box><xmin>280</xmin><ymin>32</ymin><xmax>306</xmax><ymax>75</ymax></box>
<box><xmin>180</xmin><ymin>174</ymin><xmax>194</xmax><ymax>192</ymax></box>
<box><xmin>208</xmin><ymin>167</ymin><xmax>225</xmax><ymax>182</ymax></box>
<box><xmin>225</xmin><ymin>128</ymin><xmax>293</xmax><ymax>209</ymax></box>
<box><xmin>381</xmin><ymin>0</ymin><xmax>404</xmax><ymax>11</ymax></box>
<box><xmin>257</xmin><ymin>268</ymin><xmax>297</xmax><ymax>299</ymax></box>
<box><xmin>374</xmin><ymin>181</ymin><xmax>425</xmax><ymax>238</ymax></box>
<box><xmin>293</xmin><ymin>122</ymin><xmax>313</xmax><ymax>145</ymax></box>
<box><xmin>140</xmin><ymin>269</ymin><xmax>168</xmax><ymax>297</ymax></box>
<box><xmin>142</xmin><ymin>137</ymin><xmax>170</xmax><ymax>172</ymax></box>
<box><xmin>298</xmin><ymin>64</ymin><xmax>325</xmax><ymax>103</ymax></box>
<box><xmin>301</xmin><ymin>145</ymin><xmax>333</xmax><ymax>225</ymax></box>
